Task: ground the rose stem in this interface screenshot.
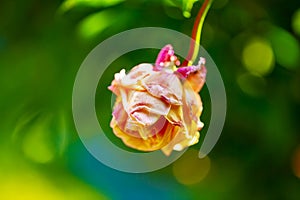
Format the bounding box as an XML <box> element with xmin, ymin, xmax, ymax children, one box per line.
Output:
<box><xmin>182</xmin><ymin>0</ymin><xmax>213</xmax><ymax>66</ymax></box>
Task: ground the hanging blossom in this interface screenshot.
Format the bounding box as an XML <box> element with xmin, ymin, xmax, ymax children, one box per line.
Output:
<box><xmin>109</xmin><ymin>46</ymin><xmax>206</xmax><ymax>155</ymax></box>
<box><xmin>108</xmin><ymin>0</ymin><xmax>212</xmax><ymax>156</ymax></box>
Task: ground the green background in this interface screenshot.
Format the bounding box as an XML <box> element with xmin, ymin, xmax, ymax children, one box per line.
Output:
<box><xmin>1</xmin><ymin>0</ymin><xmax>300</xmax><ymax>199</ymax></box>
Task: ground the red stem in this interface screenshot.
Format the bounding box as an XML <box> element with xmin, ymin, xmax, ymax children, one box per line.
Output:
<box><xmin>182</xmin><ymin>0</ymin><xmax>212</xmax><ymax>66</ymax></box>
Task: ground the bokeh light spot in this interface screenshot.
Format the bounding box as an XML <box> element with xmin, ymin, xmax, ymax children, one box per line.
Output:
<box><xmin>173</xmin><ymin>149</ymin><xmax>211</xmax><ymax>185</ymax></box>
<box><xmin>242</xmin><ymin>38</ymin><xmax>274</xmax><ymax>75</ymax></box>
<box><xmin>292</xmin><ymin>9</ymin><xmax>300</xmax><ymax>36</ymax></box>
<box><xmin>60</xmin><ymin>0</ymin><xmax>125</xmax><ymax>12</ymax></box>
<box><xmin>269</xmin><ymin>27</ymin><xmax>300</xmax><ymax>69</ymax></box>
<box><xmin>237</xmin><ymin>72</ymin><xmax>266</xmax><ymax>97</ymax></box>
<box><xmin>78</xmin><ymin>11</ymin><xmax>114</xmax><ymax>39</ymax></box>
<box><xmin>22</xmin><ymin>125</ymin><xmax>54</xmax><ymax>164</ymax></box>
<box><xmin>292</xmin><ymin>145</ymin><xmax>300</xmax><ymax>179</ymax></box>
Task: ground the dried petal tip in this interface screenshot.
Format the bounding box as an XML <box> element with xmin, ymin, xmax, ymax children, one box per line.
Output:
<box><xmin>176</xmin><ymin>57</ymin><xmax>206</xmax><ymax>92</ymax></box>
<box><xmin>176</xmin><ymin>57</ymin><xmax>206</xmax><ymax>78</ymax></box>
<box><xmin>155</xmin><ymin>45</ymin><xmax>180</xmax><ymax>71</ymax></box>
<box><xmin>198</xmin><ymin>57</ymin><xmax>206</xmax><ymax>66</ymax></box>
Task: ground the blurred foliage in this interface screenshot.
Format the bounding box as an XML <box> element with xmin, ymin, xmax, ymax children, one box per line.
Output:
<box><xmin>1</xmin><ymin>0</ymin><xmax>300</xmax><ymax>199</ymax></box>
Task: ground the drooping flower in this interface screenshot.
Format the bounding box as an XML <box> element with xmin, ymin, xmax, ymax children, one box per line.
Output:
<box><xmin>108</xmin><ymin>0</ymin><xmax>212</xmax><ymax>156</ymax></box>
<box><xmin>108</xmin><ymin>45</ymin><xmax>206</xmax><ymax>156</ymax></box>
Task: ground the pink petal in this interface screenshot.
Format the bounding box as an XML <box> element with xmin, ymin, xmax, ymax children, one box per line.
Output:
<box><xmin>176</xmin><ymin>57</ymin><xmax>207</xmax><ymax>92</ymax></box>
<box><xmin>111</xmin><ymin>98</ymin><xmax>168</xmax><ymax>139</ymax></box>
<box><xmin>154</xmin><ymin>45</ymin><xmax>180</xmax><ymax>71</ymax></box>
<box><xmin>108</xmin><ymin>64</ymin><xmax>155</xmax><ymax>96</ymax></box>
<box><xmin>127</xmin><ymin>91</ymin><xmax>171</xmax><ymax>126</ymax></box>
<box><xmin>121</xmin><ymin>64</ymin><xmax>154</xmax><ymax>88</ymax></box>
<box><xmin>111</xmin><ymin>117</ymin><xmax>180</xmax><ymax>152</ymax></box>
<box><xmin>141</xmin><ymin>71</ymin><xmax>183</xmax><ymax>105</ymax></box>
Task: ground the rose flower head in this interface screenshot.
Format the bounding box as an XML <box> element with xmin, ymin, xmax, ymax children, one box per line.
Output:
<box><xmin>108</xmin><ymin>45</ymin><xmax>206</xmax><ymax>156</ymax></box>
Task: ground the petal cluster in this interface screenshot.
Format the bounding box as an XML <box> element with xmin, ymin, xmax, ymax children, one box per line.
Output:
<box><xmin>108</xmin><ymin>45</ymin><xmax>206</xmax><ymax>156</ymax></box>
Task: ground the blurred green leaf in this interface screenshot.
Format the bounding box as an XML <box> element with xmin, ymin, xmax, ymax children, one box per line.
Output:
<box><xmin>78</xmin><ymin>10</ymin><xmax>117</xmax><ymax>39</ymax></box>
<box><xmin>13</xmin><ymin>111</ymin><xmax>69</xmax><ymax>164</ymax></box>
<box><xmin>60</xmin><ymin>0</ymin><xmax>125</xmax><ymax>12</ymax></box>
<box><xmin>242</xmin><ymin>37</ymin><xmax>275</xmax><ymax>76</ymax></box>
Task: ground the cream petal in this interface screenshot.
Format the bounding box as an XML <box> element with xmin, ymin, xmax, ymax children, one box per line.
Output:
<box><xmin>108</xmin><ymin>64</ymin><xmax>154</xmax><ymax>96</ymax></box>
<box><xmin>127</xmin><ymin>91</ymin><xmax>171</xmax><ymax>123</ymax></box>
<box><xmin>111</xmin><ymin>97</ymin><xmax>128</xmax><ymax>129</ymax></box>
<box><xmin>112</xmin><ymin>90</ymin><xmax>172</xmax><ymax>140</ymax></box>
<box><xmin>178</xmin><ymin>80</ymin><xmax>203</xmax><ymax>148</ymax></box>
<box><xmin>161</xmin><ymin>128</ymin><xmax>187</xmax><ymax>156</ymax></box>
<box><xmin>161</xmin><ymin>115</ymin><xmax>199</xmax><ymax>156</ymax></box>
<box><xmin>111</xmin><ymin>97</ymin><xmax>142</xmax><ymax>138</ymax></box>
<box><xmin>110</xmin><ymin>97</ymin><xmax>178</xmax><ymax>151</ymax></box>
<box><xmin>161</xmin><ymin>127</ymin><xmax>200</xmax><ymax>156</ymax></box>
<box><xmin>112</xmin><ymin>120</ymin><xmax>179</xmax><ymax>152</ymax></box>
<box><xmin>176</xmin><ymin>58</ymin><xmax>207</xmax><ymax>93</ymax></box>
<box><xmin>120</xmin><ymin>63</ymin><xmax>154</xmax><ymax>89</ymax></box>
<box><xmin>175</xmin><ymin>131</ymin><xmax>200</xmax><ymax>150</ymax></box>
<box><xmin>187</xmin><ymin>67</ymin><xmax>206</xmax><ymax>93</ymax></box>
<box><xmin>142</xmin><ymin>71</ymin><xmax>183</xmax><ymax>105</ymax></box>
<box><xmin>188</xmin><ymin>131</ymin><xmax>200</xmax><ymax>146</ymax></box>
<box><xmin>119</xmin><ymin>88</ymin><xmax>131</xmax><ymax>113</ymax></box>
<box><xmin>182</xmin><ymin>81</ymin><xmax>203</xmax><ymax>123</ymax></box>
<box><xmin>165</xmin><ymin>105</ymin><xmax>183</xmax><ymax>127</ymax></box>
<box><xmin>124</xmin><ymin>115</ymin><xmax>168</xmax><ymax>139</ymax></box>
<box><xmin>134</xmin><ymin>116</ymin><xmax>168</xmax><ymax>140</ymax></box>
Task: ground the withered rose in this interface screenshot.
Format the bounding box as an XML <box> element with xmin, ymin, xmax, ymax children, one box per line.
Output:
<box><xmin>108</xmin><ymin>45</ymin><xmax>206</xmax><ymax>156</ymax></box>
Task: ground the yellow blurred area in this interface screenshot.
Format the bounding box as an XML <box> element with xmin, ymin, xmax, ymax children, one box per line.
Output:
<box><xmin>173</xmin><ymin>149</ymin><xmax>211</xmax><ymax>185</ymax></box>
<box><xmin>1</xmin><ymin>174</ymin><xmax>107</xmax><ymax>200</ymax></box>
<box><xmin>292</xmin><ymin>9</ymin><xmax>300</xmax><ymax>36</ymax></box>
<box><xmin>22</xmin><ymin>124</ymin><xmax>55</xmax><ymax>164</ymax></box>
<box><xmin>2</xmin><ymin>172</ymin><xmax>64</xmax><ymax>200</ymax></box>
<box><xmin>0</xmin><ymin>110</ymin><xmax>106</xmax><ymax>200</ymax></box>
<box><xmin>0</xmin><ymin>157</ymin><xmax>107</xmax><ymax>200</ymax></box>
<box><xmin>242</xmin><ymin>38</ymin><xmax>274</xmax><ymax>75</ymax></box>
